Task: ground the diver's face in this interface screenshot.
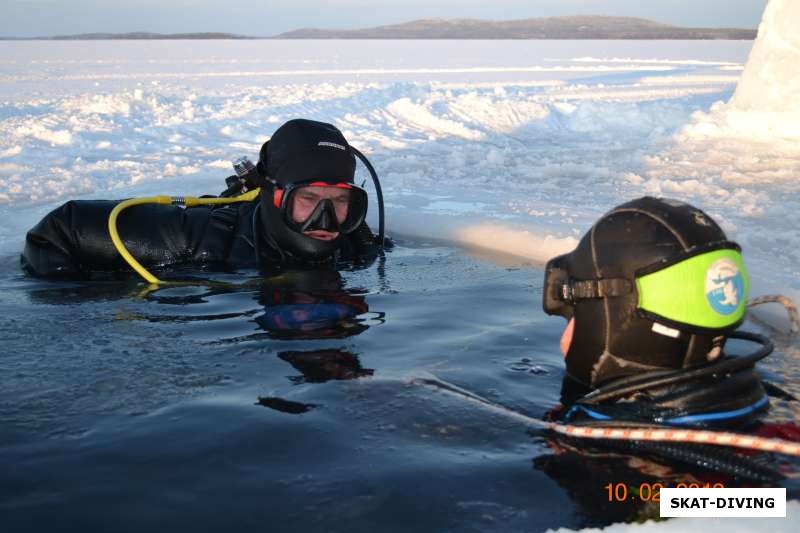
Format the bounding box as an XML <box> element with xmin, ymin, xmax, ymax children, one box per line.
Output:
<box><xmin>290</xmin><ymin>186</ymin><xmax>350</xmax><ymax>241</ymax></box>
<box><xmin>560</xmin><ymin>317</ymin><xmax>575</xmax><ymax>358</ymax></box>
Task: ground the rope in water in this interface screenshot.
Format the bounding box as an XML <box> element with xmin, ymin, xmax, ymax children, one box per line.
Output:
<box><xmin>748</xmin><ymin>294</ymin><xmax>800</xmax><ymax>333</ymax></box>
<box><xmin>412</xmin><ymin>377</ymin><xmax>800</xmax><ymax>457</ymax></box>
<box><xmin>551</xmin><ymin>424</ymin><xmax>800</xmax><ymax>456</ymax></box>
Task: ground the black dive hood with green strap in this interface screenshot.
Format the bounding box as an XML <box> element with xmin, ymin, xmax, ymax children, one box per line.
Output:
<box><xmin>544</xmin><ymin>197</ymin><xmax>753</xmax><ymax>388</ymax></box>
<box><xmin>543</xmin><ymin>197</ymin><xmax>774</xmax><ymax>429</ymax></box>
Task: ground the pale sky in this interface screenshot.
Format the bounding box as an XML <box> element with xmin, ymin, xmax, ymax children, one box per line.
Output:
<box><xmin>1</xmin><ymin>0</ymin><xmax>769</xmax><ymax>37</ymax></box>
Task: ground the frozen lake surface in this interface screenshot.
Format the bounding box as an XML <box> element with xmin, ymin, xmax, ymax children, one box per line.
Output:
<box><xmin>0</xmin><ymin>39</ymin><xmax>797</xmax><ymax>299</ymax></box>
<box><xmin>1</xmin><ymin>35</ymin><xmax>799</xmax><ymax>531</ymax></box>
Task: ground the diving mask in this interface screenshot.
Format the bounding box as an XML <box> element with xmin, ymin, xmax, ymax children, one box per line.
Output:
<box><xmin>272</xmin><ymin>180</ymin><xmax>368</xmax><ymax>235</ymax></box>
<box><xmin>544</xmin><ymin>241</ymin><xmax>749</xmax><ymax>335</ymax></box>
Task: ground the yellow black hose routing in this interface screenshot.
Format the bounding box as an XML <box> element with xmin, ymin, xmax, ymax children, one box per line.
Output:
<box><xmin>108</xmin><ymin>189</ymin><xmax>261</xmax><ymax>285</ymax></box>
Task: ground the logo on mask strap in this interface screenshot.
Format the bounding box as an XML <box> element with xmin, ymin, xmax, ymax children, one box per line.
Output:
<box><xmin>705</xmin><ymin>258</ymin><xmax>744</xmax><ymax>315</ymax></box>
<box><xmin>318</xmin><ymin>141</ymin><xmax>346</xmax><ymax>151</ymax></box>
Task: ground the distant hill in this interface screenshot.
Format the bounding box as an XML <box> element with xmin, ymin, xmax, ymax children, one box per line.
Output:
<box><xmin>273</xmin><ymin>16</ymin><xmax>756</xmax><ymax>40</ymax></box>
<box><xmin>0</xmin><ymin>16</ymin><xmax>757</xmax><ymax>41</ymax></box>
<box><xmin>44</xmin><ymin>32</ymin><xmax>250</xmax><ymax>40</ymax></box>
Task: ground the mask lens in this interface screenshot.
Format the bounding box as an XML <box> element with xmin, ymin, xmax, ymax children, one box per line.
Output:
<box><xmin>283</xmin><ymin>182</ymin><xmax>368</xmax><ymax>235</ymax></box>
<box><xmin>288</xmin><ymin>185</ymin><xmax>350</xmax><ymax>225</ymax></box>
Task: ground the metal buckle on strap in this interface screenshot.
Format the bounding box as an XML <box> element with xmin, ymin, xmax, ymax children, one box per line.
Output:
<box><xmin>561</xmin><ymin>282</ymin><xmax>575</xmax><ymax>303</ymax></box>
<box><xmin>560</xmin><ymin>279</ymin><xmax>632</xmax><ymax>303</ymax></box>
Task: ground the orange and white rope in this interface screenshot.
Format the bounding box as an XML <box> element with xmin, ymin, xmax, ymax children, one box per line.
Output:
<box><xmin>550</xmin><ymin>423</ymin><xmax>800</xmax><ymax>456</ymax></box>
<box><xmin>413</xmin><ymin>377</ymin><xmax>800</xmax><ymax>457</ymax></box>
<box><xmin>748</xmin><ymin>294</ymin><xmax>799</xmax><ymax>333</ymax></box>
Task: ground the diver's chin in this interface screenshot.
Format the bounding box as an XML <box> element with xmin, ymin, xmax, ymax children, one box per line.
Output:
<box><xmin>303</xmin><ymin>230</ymin><xmax>340</xmax><ymax>241</ymax></box>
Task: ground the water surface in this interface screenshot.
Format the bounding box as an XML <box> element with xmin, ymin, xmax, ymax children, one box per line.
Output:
<box><xmin>1</xmin><ymin>242</ymin><xmax>798</xmax><ymax>532</ymax></box>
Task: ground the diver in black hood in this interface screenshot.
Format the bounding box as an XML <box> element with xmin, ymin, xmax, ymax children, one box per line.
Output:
<box><xmin>255</xmin><ymin>118</ymin><xmax>376</xmax><ymax>263</ymax></box>
<box><xmin>21</xmin><ymin>119</ymin><xmax>387</xmax><ymax>280</ymax></box>
<box><xmin>536</xmin><ymin>196</ymin><xmax>800</xmax><ymax>487</ymax></box>
<box><xmin>543</xmin><ymin>196</ymin><xmax>772</xmax><ymax>428</ymax></box>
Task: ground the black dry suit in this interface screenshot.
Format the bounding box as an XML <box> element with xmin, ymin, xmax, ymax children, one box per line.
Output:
<box><xmin>21</xmin><ymin>118</ymin><xmax>383</xmax><ymax>279</ymax></box>
<box><xmin>21</xmin><ymin>198</ymin><xmax>379</xmax><ymax>279</ymax></box>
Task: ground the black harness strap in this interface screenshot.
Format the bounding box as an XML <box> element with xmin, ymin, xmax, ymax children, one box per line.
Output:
<box><xmin>561</xmin><ymin>278</ymin><xmax>633</xmax><ymax>303</ymax></box>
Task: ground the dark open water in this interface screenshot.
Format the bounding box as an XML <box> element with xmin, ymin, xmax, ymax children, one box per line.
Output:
<box><xmin>1</xmin><ymin>242</ymin><xmax>799</xmax><ymax>532</ymax></box>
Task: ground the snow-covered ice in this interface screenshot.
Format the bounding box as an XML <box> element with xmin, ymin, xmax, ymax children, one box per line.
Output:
<box><xmin>0</xmin><ymin>2</ymin><xmax>798</xmax><ymax>304</ymax></box>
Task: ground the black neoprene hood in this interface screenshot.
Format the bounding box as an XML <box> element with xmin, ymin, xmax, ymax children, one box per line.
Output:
<box><xmin>545</xmin><ymin>196</ymin><xmax>736</xmax><ymax>387</ymax></box>
<box><xmin>257</xmin><ymin>119</ymin><xmax>360</xmax><ymax>261</ymax></box>
<box><xmin>258</xmin><ymin>119</ymin><xmax>356</xmax><ymax>186</ymax></box>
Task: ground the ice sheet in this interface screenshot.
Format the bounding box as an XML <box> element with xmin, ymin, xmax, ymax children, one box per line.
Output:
<box><xmin>0</xmin><ymin>5</ymin><xmax>797</xmax><ymax>298</ymax></box>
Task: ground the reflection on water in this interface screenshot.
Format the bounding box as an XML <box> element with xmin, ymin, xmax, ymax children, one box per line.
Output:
<box><xmin>258</xmin><ymin>348</ymin><xmax>374</xmax><ymax>415</ymax></box>
<box><xmin>24</xmin><ymin>267</ymin><xmax>383</xmax><ymax>337</ymax></box>
<box><xmin>140</xmin><ymin>270</ymin><xmax>380</xmax><ymax>416</ymax></box>
<box><xmin>252</xmin><ymin>271</ymin><xmax>375</xmax><ymax>340</ymax></box>
<box><xmin>280</xmin><ymin>349</ymin><xmax>374</xmax><ymax>384</ymax></box>
<box><xmin>132</xmin><ymin>269</ymin><xmax>382</xmax><ymax>341</ymax></box>
<box><xmin>256</xmin><ymin>396</ymin><xmax>317</xmax><ymax>414</ymax></box>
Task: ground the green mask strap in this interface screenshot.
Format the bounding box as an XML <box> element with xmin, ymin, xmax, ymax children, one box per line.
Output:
<box><xmin>637</xmin><ymin>245</ymin><xmax>749</xmax><ymax>333</ymax></box>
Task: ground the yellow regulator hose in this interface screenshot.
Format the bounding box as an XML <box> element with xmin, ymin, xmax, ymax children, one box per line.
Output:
<box><xmin>108</xmin><ymin>189</ymin><xmax>261</xmax><ymax>285</ymax></box>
